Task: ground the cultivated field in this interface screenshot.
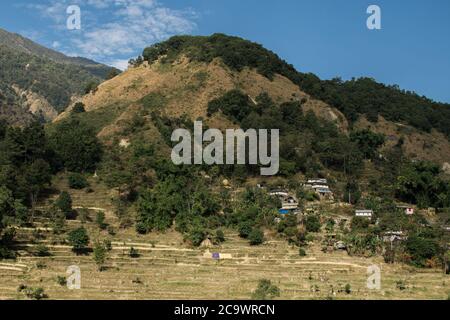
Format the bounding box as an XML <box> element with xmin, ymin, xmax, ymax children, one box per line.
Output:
<box><xmin>1</xmin><ymin>226</ymin><xmax>449</xmax><ymax>300</ymax></box>
<box><xmin>0</xmin><ymin>177</ymin><xmax>448</xmax><ymax>300</ymax></box>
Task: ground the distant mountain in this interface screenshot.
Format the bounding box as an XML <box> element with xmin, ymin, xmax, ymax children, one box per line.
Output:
<box><xmin>0</xmin><ymin>28</ymin><xmax>120</xmax><ymax>125</ymax></box>
<box><xmin>0</xmin><ymin>28</ymin><xmax>115</xmax><ymax>78</ymax></box>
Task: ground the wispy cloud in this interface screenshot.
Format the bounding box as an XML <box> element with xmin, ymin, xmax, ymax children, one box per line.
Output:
<box><xmin>26</xmin><ymin>0</ymin><xmax>197</xmax><ymax>65</ymax></box>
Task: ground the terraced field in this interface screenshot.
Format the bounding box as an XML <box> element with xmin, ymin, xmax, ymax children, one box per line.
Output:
<box><xmin>1</xmin><ymin>223</ymin><xmax>449</xmax><ymax>300</ymax></box>
<box><xmin>1</xmin><ymin>177</ymin><xmax>448</xmax><ymax>300</ymax></box>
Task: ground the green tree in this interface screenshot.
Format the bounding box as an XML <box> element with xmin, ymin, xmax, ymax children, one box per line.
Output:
<box><xmin>68</xmin><ymin>173</ymin><xmax>89</xmax><ymax>189</ymax></box>
<box><xmin>67</xmin><ymin>227</ymin><xmax>90</xmax><ymax>253</ymax></box>
<box><xmin>345</xmin><ymin>283</ymin><xmax>352</xmax><ymax>294</ymax></box>
<box><xmin>129</xmin><ymin>247</ymin><xmax>140</xmax><ymax>258</ymax></box>
<box><xmin>248</xmin><ymin>229</ymin><xmax>265</xmax><ymax>246</ymax></box>
<box><xmin>238</xmin><ymin>222</ymin><xmax>253</xmax><ymax>239</ymax></box>
<box><xmin>350</xmin><ymin>129</ymin><xmax>385</xmax><ymax>159</ymax></box>
<box><xmin>93</xmin><ymin>242</ymin><xmax>108</xmax><ymax>271</ymax></box>
<box><xmin>405</xmin><ymin>235</ymin><xmax>440</xmax><ymax>267</ymax></box>
<box><xmin>215</xmin><ymin>229</ymin><xmax>225</xmax><ymax>244</ymax></box>
<box><xmin>251</xmin><ymin>279</ymin><xmax>280</xmax><ymax>300</ymax></box>
<box><xmin>72</xmin><ymin>102</ymin><xmax>86</xmax><ymax>114</ymax></box>
<box><xmin>50</xmin><ymin>119</ymin><xmax>102</xmax><ymax>173</ymax></box>
<box><xmin>84</xmin><ymin>81</ymin><xmax>99</xmax><ymax>94</ymax></box>
<box><xmin>55</xmin><ymin>192</ymin><xmax>73</xmax><ymax>218</ymax></box>
<box><xmin>305</xmin><ymin>216</ymin><xmax>321</xmax><ymax>233</ymax></box>
<box><xmin>23</xmin><ymin>159</ymin><xmax>52</xmax><ymax>218</ymax></box>
<box><xmin>96</xmin><ymin>211</ymin><xmax>107</xmax><ymax>230</ymax></box>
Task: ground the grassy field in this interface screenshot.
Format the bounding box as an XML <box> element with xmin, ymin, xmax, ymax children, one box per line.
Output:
<box><xmin>1</xmin><ymin>177</ymin><xmax>449</xmax><ymax>300</ymax></box>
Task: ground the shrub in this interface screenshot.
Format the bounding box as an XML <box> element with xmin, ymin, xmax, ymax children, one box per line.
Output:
<box><xmin>305</xmin><ymin>216</ymin><xmax>321</xmax><ymax>233</ymax></box>
<box><xmin>56</xmin><ymin>276</ymin><xmax>67</xmax><ymax>286</ymax></box>
<box><xmin>93</xmin><ymin>242</ymin><xmax>108</xmax><ymax>271</ymax></box>
<box><xmin>248</xmin><ymin>229</ymin><xmax>264</xmax><ymax>246</ymax></box>
<box><xmin>55</xmin><ymin>192</ymin><xmax>73</xmax><ymax>218</ymax></box>
<box><xmin>238</xmin><ymin>222</ymin><xmax>253</xmax><ymax>239</ymax></box>
<box><xmin>251</xmin><ymin>279</ymin><xmax>280</xmax><ymax>300</ymax></box>
<box><xmin>129</xmin><ymin>247</ymin><xmax>140</xmax><ymax>258</ymax></box>
<box><xmin>215</xmin><ymin>229</ymin><xmax>225</xmax><ymax>244</ymax></box>
<box><xmin>189</xmin><ymin>228</ymin><xmax>206</xmax><ymax>247</ymax></box>
<box><xmin>96</xmin><ymin>211</ymin><xmax>107</xmax><ymax>230</ymax></box>
<box><xmin>405</xmin><ymin>235</ymin><xmax>440</xmax><ymax>267</ymax></box>
<box><xmin>67</xmin><ymin>227</ymin><xmax>90</xmax><ymax>253</ymax></box>
<box><xmin>344</xmin><ymin>284</ymin><xmax>352</xmax><ymax>294</ymax></box>
<box><xmin>299</xmin><ymin>248</ymin><xmax>307</xmax><ymax>257</ymax></box>
<box><xmin>19</xmin><ymin>286</ymin><xmax>47</xmax><ymax>300</ymax></box>
<box><xmin>103</xmin><ymin>239</ymin><xmax>112</xmax><ymax>251</ymax></box>
<box><xmin>84</xmin><ymin>81</ymin><xmax>99</xmax><ymax>94</ymax></box>
<box><xmin>35</xmin><ymin>244</ymin><xmax>51</xmax><ymax>257</ymax></box>
<box><xmin>68</xmin><ymin>173</ymin><xmax>89</xmax><ymax>189</ymax></box>
<box><xmin>72</xmin><ymin>102</ymin><xmax>86</xmax><ymax>114</ymax></box>
<box><xmin>78</xmin><ymin>208</ymin><xmax>89</xmax><ymax>224</ymax></box>
<box><xmin>396</xmin><ymin>280</ymin><xmax>407</xmax><ymax>291</ymax></box>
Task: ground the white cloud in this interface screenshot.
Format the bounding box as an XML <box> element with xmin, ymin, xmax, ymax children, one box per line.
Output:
<box><xmin>108</xmin><ymin>58</ymin><xmax>130</xmax><ymax>70</ymax></box>
<box><xmin>28</xmin><ymin>0</ymin><xmax>197</xmax><ymax>62</ymax></box>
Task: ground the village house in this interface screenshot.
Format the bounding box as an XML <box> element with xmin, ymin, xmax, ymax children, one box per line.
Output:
<box><xmin>269</xmin><ymin>189</ymin><xmax>300</xmax><ymax>215</ymax></box>
<box><xmin>304</xmin><ymin>179</ymin><xmax>334</xmax><ymax>200</ymax></box>
<box><xmin>355</xmin><ymin>209</ymin><xmax>374</xmax><ymax>219</ymax></box>
<box><xmin>382</xmin><ymin>231</ymin><xmax>407</xmax><ymax>243</ymax></box>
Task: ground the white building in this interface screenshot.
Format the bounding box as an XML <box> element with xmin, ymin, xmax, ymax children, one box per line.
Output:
<box><xmin>355</xmin><ymin>210</ymin><xmax>373</xmax><ymax>218</ymax></box>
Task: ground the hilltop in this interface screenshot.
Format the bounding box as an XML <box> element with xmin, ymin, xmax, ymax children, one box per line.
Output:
<box><xmin>57</xmin><ymin>34</ymin><xmax>450</xmax><ymax>166</ymax></box>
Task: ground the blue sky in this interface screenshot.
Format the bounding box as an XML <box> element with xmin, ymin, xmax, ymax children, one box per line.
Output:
<box><xmin>0</xmin><ymin>0</ymin><xmax>449</xmax><ymax>102</ymax></box>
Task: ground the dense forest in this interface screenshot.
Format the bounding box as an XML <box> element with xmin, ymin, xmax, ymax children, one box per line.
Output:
<box><xmin>141</xmin><ymin>34</ymin><xmax>450</xmax><ymax>138</ymax></box>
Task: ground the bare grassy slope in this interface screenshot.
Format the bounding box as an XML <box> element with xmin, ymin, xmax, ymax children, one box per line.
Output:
<box><xmin>55</xmin><ymin>57</ymin><xmax>348</xmax><ymax>140</ymax></box>
<box><xmin>355</xmin><ymin>116</ymin><xmax>450</xmax><ymax>166</ymax></box>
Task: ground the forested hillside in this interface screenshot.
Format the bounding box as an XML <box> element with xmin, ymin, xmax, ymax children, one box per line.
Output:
<box><xmin>0</xmin><ymin>28</ymin><xmax>115</xmax><ymax>78</ymax></box>
<box><xmin>141</xmin><ymin>34</ymin><xmax>450</xmax><ymax>138</ymax></box>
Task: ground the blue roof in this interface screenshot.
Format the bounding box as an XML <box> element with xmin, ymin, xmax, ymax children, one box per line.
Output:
<box><xmin>279</xmin><ymin>209</ymin><xmax>290</xmax><ymax>215</ymax></box>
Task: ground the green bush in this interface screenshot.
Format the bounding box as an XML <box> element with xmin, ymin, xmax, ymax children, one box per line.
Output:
<box><xmin>238</xmin><ymin>222</ymin><xmax>253</xmax><ymax>239</ymax></box>
<box><xmin>129</xmin><ymin>247</ymin><xmax>140</xmax><ymax>258</ymax></box>
<box><xmin>405</xmin><ymin>235</ymin><xmax>440</xmax><ymax>267</ymax></box>
<box><xmin>251</xmin><ymin>279</ymin><xmax>280</xmax><ymax>300</ymax></box>
<box><xmin>344</xmin><ymin>284</ymin><xmax>352</xmax><ymax>294</ymax></box>
<box><xmin>56</xmin><ymin>276</ymin><xmax>67</xmax><ymax>286</ymax></box>
<box><xmin>72</xmin><ymin>102</ymin><xmax>86</xmax><ymax>114</ymax></box>
<box><xmin>215</xmin><ymin>229</ymin><xmax>225</xmax><ymax>244</ymax></box>
<box><xmin>68</xmin><ymin>173</ymin><xmax>89</xmax><ymax>189</ymax></box>
<box><xmin>248</xmin><ymin>229</ymin><xmax>264</xmax><ymax>246</ymax></box>
<box><xmin>67</xmin><ymin>227</ymin><xmax>90</xmax><ymax>253</ymax></box>
<box><xmin>305</xmin><ymin>216</ymin><xmax>321</xmax><ymax>233</ymax></box>
<box><xmin>35</xmin><ymin>244</ymin><xmax>51</xmax><ymax>257</ymax></box>
<box><xmin>55</xmin><ymin>191</ymin><xmax>73</xmax><ymax>218</ymax></box>
<box><xmin>189</xmin><ymin>228</ymin><xmax>206</xmax><ymax>247</ymax></box>
<box><xmin>96</xmin><ymin>211</ymin><xmax>107</xmax><ymax>230</ymax></box>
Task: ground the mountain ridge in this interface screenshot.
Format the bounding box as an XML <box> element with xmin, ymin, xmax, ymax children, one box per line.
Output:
<box><xmin>0</xmin><ymin>28</ymin><xmax>116</xmax><ymax>78</ymax></box>
<box><xmin>0</xmin><ymin>28</ymin><xmax>119</xmax><ymax>125</ymax></box>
